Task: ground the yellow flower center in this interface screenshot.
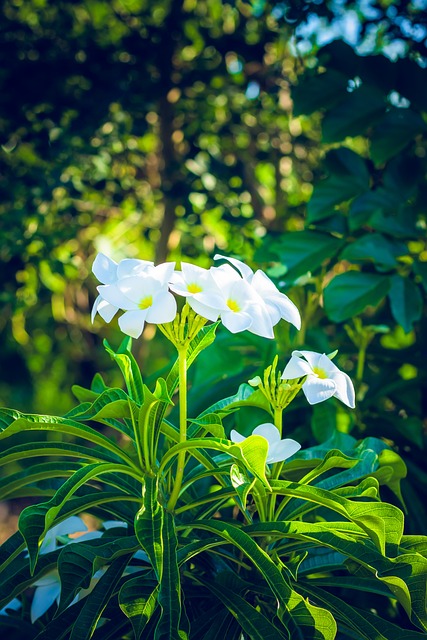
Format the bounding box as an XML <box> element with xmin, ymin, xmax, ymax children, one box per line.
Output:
<box><xmin>187</xmin><ymin>283</ymin><xmax>203</xmax><ymax>294</ymax></box>
<box><xmin>139</xmin><ymin>295</ymin><xmax>153</xmax><ymax>310</ymax></box>
<box><xmin>313</xmin><ymin>366</ymin><xmax>328</xmax><ymax>379</ymax></box>
<box><xmin>227</xmin><ymin>299</ymin><xmax>241</xmax><ymax>313</ymax></box>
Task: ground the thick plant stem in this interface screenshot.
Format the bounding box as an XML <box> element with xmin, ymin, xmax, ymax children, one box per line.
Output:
<box><xmin>167</xmin><ymin>346</ymin><xmax>187</xmax><ymax>511</ymax></box>
<box><xmin>268</xmin><ymin>406</ymin><xmax>284</xmax><ymax>520</ymax></box>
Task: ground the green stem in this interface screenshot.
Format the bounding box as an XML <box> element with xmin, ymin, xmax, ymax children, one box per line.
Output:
<box><xmin>267</xmin><ymin>406</ymin><xmax>284</xmax><ymax>521</ymax></box>
<box><xmin>167</xmin><ymin>346</ymin><xmax>187</xmax><ymax>511</ymax></box>
<box><xmin>356</xmin><ymin>344</ymin><xmax>366</xmax><ymax>382</ymax></box>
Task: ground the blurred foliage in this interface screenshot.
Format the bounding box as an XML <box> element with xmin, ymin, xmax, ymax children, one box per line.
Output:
<box><xmin>0</xmin><ymin>0</ymin><xmax>427</xmax><ymax>528</ymax></box>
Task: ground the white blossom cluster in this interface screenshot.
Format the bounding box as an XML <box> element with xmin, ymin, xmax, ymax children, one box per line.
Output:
<box><xmin>91</xmin><ymin>253</ymin><xmax>301</xmax><ymax>340</ymax></box>
<box><xmin>91</xmin><ymin>253</ymin><xmax>355</xmax><ymax>411</ymax></box>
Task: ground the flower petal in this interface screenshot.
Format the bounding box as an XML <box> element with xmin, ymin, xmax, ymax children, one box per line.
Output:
<box><xmin>92</xmin><ymin>253</ymin><xmax>117</xmax><ymax>284</ymax></box>
<box><xmin>118</xmin><ymin>309</ymin><xmax>148</xmax><ymax>338</ymax></box>
<box><xmin>213</xmin><ymin>254</ymin><xmax>254</xmax><ymax>280</ymax></box>
<box><xmin>31</xmin><ymin>578</ymin><xmax>61</xmax><ymax>622</ymax></box>
<box><xmin>146</xmin><ymin>291</ymin><xmax>177</xmax><ymax>324</ymax></box>
<box><xmin>282</xmin><ymin>355</ymin><xmax>313</xmax><ymax>380</ymax></box>
<box><xmin>97</xmin><ymin>300</ymin><xmax>118</xmax><ymax>323</ymax></box>
<box><xmin>252</xmin><ymin>423</ymin><xmax>281</xmax><ymax>445</ymax></box>
<box><xmin>221</xmin><ymin>310</ymin><xmax>253</xmax><ymax>334</ymax></box>
<box><xmin>97</xmin><ymin>284</ymin><xmax>136</xmax><ymax>311</ymax></box>
<box><xmin>267</xmin><ymin>438</ymin><xmax>301</xmax><ymax>463</ymax></box>
<box><xmin>117</xmin><ymin>258</ymin><xmax>153</xmax><ymax>279</ymax></box>
<box><xmin>230</xmin><ymin>429</ymin><xmax>246</xmax><ymax>443</ymax></box>
<box><xmin>186</xmin><ymin>297</ymin><xmax>220</xmax><ymax>322</ymax></box>
<box><xmin>330</xmin><ymin>370</ymin><xmax>355</xmax><ymax>408</ymax></box>
<box><xmin>302</xmin><ymin>377</ymin><xmax>336</xmax><ymax>405</ymax></box>
<box><xmin>292</xmin><ymin>350</ymin><xmax>322</xmax><ymax>370</ymax></box>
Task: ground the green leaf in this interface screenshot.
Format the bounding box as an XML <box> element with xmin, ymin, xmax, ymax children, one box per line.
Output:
<box><xmin>311</xmin><ymin>401</ymin><xmax>337</xmax><ymax>443</ymax></box>
<box><xmin>119</xmin><ymin>579</ymin><xmax>159</xmax><ymax>639</ymax></box>
<box><xmin>19</xmin><ymin>463</ymin><xmax>138</xmax><ymax>572</ymax></box>
<box><xmin>134</xmin><ymin>476</ymin><xmax>164</xmax><ymax>580</ymax></box>
<box><xmin>103</xmin><ymin>337</ymin><xmax>144</xmax><ymax>403</ymax></box>
<box><xmin>324</xmin><ymin>272</ymin><xmax>390</xmax><ymax>322</ymax></box>
<box><xmin>307</xmin><ymin>148</ymin><xmax>369</xmax><ymax>222</ymax></box>
<box><xmin>196</xmin><ymin>573</ymin><xmax>288</xmax><ymax>639</ymax></box>
<box><xmin>0</xmin><ymin>461</ymin><xmax>82</xmax><ymax>500</ymax></box>
<box><xmin>371</xmin><ymin>108</ymin><xmax>427</xmax><ymax>165</ymax></box>
<box><xmin>348</xmin><ymin>188</ymin><xmax>400</xmax><ymax>231</ymax></box>
<box><xmin>155</xmin><ymin>512</ymin><xmax>187</xmax><ymax>640</ymax></box>
<box><xmin>388</xmin><ymin>275</ymin><xmax>423</xmax><ymax>333</ymax></box>
<box><xmin>57</xmin><ymin>536</ymin><xmax>139</xmax><ymax>613</ymax></box>
<box><xmin>270</xmin><ymin>480</ymin><xmax>403</xmax><ymax>553</ymax></box>
<box><xmin>300</xmin><ymin>583</ymin><xmax>426</xmax><ymax>640</ymax></box>
<box><xmin>0</xmin><ymin>410</ymin><xmax>136</xmax><ymax>468</ymax></box>
<box><xmin>292</xmin><ymin>69</ymin><xmax>348</xmax><ymax>116</ymax></box>
<box><xmin>230</xmin><ymin>464</ymin><xmax>255</xmax><ymax>517</ymax></box>
<box><xmin>188</xmin><ymin>413</ymin><xmax>225</xmax><ymax>439</ymax></box>
<box><xmin>341</xmin><ymin>234</ymin><xmax>406</xmax><ymax>271</ymax></box>
<box><xmin>194</xmin><ymin>520</ymin><xmax>337</xmax><ymax>640</ymax></box>
<box><xmin>260</xmin><ymin>231</ymin><xmax>344</xmax><ymax>282</ymax></box>
<box><xmin>322</xmin><ymin>84</ymin><xmax>386</xmax><ymax>143</ymax></box>
<box><xmin>69</xmin><ymin>554</ymin><xmax>133</xmax><ymax>640</ymax></box>
<box><xmin>413</xmin><ymin>260</ymin><xmax>427</xmax><ymax>294</ymax></box>
<box><xmin>197</xmin><ymin>383</ymin><xmax>272</xmax><ymax>419</ymax></box>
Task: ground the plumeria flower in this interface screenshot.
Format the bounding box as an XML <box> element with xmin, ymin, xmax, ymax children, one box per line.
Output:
<box><xmin>214</xmin><ymin>254</ymin><xmax>301</xmax><ymax>331</ymax></box>
<box><xmin>208</xmin><ymin>264</ymin><xmax>275</xmax><ymax>338</ymax></box>
<box><xmin>30</xmin><ymin>568</ymin><xmax>107</xmax><ymax>623</ymax></box>
<box><xmin>230</xmin><ymin>423</ymin><xmax>301</xmax><ymax>464</ymax></box>
<box><xmin>97</xmin><ymin>262</ymin><xmax>177</xmax><ymax>338</ymax></box>
<box><xmin>169</xmin><ymin>262</ymin><xmax>227</xmax><ymax>322</ymax></box>
<box><xmin>0</xmin><ymin>597</ymin><xmax>21</xmax><ymax>616</ymax></box>
<box><xmin>282</xmin><ymin>350</ymin><xmax>355</xmax><ymax>408</ymax></box>
<box><xmin>91</xmin><ymin>254</ymin><xmax>154</xmax><ymax>324</ymax></box>
<box><xmin>39</xmin><ymin>516</ymin><xmax>88</xmax><ymax>555</ymax></box>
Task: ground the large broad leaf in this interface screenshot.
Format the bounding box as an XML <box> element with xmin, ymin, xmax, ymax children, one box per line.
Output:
<box><xmin>292</xmin><ymin>69</ymin><xmax>348</xmax><ymax>116</ymax></box>
<box><xmin>371</xmin><ymin>108</ymin><xmax>427</xmax><ymax>165</ymax></box>
<box><xmin>193</xmin><ymin>520</ymin><xmax>337</xmax><ymax>640</ymax></box>
<box><xmin>259</xmin><ymin>231</ymin><xmax>344</xmax><ymax>282</ymax></box>
<box><xmin>307</xmin><ymin>148</ymin><xmax>370</xmax><ymax>222</ymax></box>
<box><xmin>324</xmin><ymin>271</ymin><xmax>390</xmax><ymax>322</ymax></box>
<box><xmin>322</xmin><ymin>84</ymin><xmax>386</xmax><ymax>143</ymax></box>
<box><xmin>388</xmin><ymin>274</ymin><xmax>423</xmax><ymax>333</ymax></box>
<box><xmin>348</xmin><ymin>187</ymin><xmax>401</xmax><ymax>231</ymax></box>
<box><xmin>341</xmin><ymin>234</ymin><xmax>406</xmax><ymax>271</ymax></box>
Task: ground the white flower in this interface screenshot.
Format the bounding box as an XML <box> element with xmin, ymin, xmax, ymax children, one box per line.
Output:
<box><xmin>30</xmin><ymin>568</ymin><xmax>106</xmax><ymax>623</ymax></box>
<box><xmin>97</xmin><ymin>262</ymin><xmax>177</xmax><ymax>338</ymax></box>
<box><xmin>91</xmin><ymin>254</ymin><xmax>154</xmax><ymax>324</ymax></box>
<box><xmin>169</xmin><ymin>262</ymin><xmax>227</xmax><ymax>322</ymax></box>
<box><xmin>214</xmin><ymin>254</ymin><xmax>301</xmax><ymax>331</ymax></box>
<box><xmin>209</xmin><ymin>264</ymin><xmax>275</xmax><ymax>338</ymax></box>
<box><xmin>282</xmin><ymin>350</ymin><xmax>355</xmax><ymax>408</ymax></box>
<box><xmin>230</xmin><ymin>423</ymin><xmax>301</xmax><ymax>464</ymax></box>
<box><xmin>39</xmin><ymin>516</ymin><xmax>88</xmax><ymax>554</ymax></box>
<box><xmin>0</xmin><ymin>597</ymin><xmax>21</xmax><ymax>616</ymax></box>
